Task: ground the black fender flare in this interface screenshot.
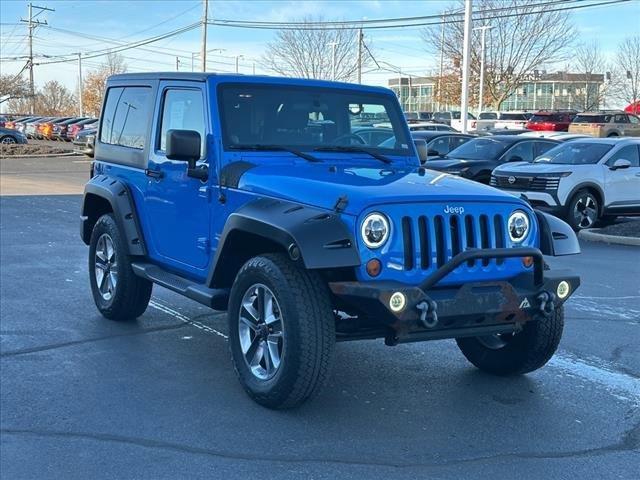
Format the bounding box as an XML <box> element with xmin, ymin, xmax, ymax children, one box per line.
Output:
<box><xmin>207</xmin><ymin>198</ymin><xmax>360</xmax><ymax>287</ymax></box>
<box><xmin>80</xmin><ymin>175</ymin><xmax>146</xmax><ymax>256</ymax></box>
<box><xmin>535</xmin><ymin>210</ymin><xmax>580</xmax><ymax>256</ymax></box>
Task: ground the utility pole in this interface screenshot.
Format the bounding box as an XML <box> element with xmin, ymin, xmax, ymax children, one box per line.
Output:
<box><xmin>474</xmin><ymin>25</ymin><xmax>492</xmax><ymax>116</ymax></box>
<box><xmin>459</xmin><ymin>0</ymin><xmax>473</xmax><ymax>133</ymax></box>
<box><xmin>235</xmin><ymin>55</ymin><xmax>244</xmax><ymax>74</ymax></box>
<box><xmin>176</xmin><ymin>56</ymin><xmax>180</xmax><ymax>71</ymax></box>
<box><xmin>21</xmin><ymin>3</ymin><xmax>54</xmax><ymax>114</ymax></box>
<box><xmin>357</xmin><ymin>28</ymin><xmax>363</xmax><ymax>84</ymax></box>
<box><xmin>437</xmin><ymin>13</ymin><xmax>445</xmax><ymax>112</ymax></box>
<box><xmin>77</xmin><ymin>52</ymin><xmax>83</xmax><ymax>116</ymax></box>
<box><xmin>200</xmin><ymin>0</ymin><xmax>208</xmax><ymax>72</ymax></box>
<box><xmin>328</xmin><ymin>41</ymin><xmax>339</xmax><ymax>81</ymax></box>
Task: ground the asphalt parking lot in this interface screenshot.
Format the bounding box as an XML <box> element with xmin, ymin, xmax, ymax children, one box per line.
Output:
<box><xmin>1</xmin><ymin>154</ymin><xmax>639</xmax><ymax>479</ymax></box>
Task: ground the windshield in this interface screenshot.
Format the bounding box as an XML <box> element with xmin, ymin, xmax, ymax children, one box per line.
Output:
<box><xmin>530</xmin><ymin>114</ymin><xmax>561</xmax><ymax>122</ymax></box>
<box><xmin>452</xmin><ymin>112</ymin><xmax>476</xmax><ymax>120</ymax></box>
<box><xmin>501</xmin><ymin>113</ymin><xmax>527</xmax><ymax>120</ymax></box>
<box><xmin>534</xmin><ymin>142</ymin><xmax>614</xmax><ymax>164</ymax></box>
<box><xmin>447</xmin><ymin>137</ymin><xmax>511</xmax><ymax>160</ymax></box>
<box><xmin>218</xmin><ymin>84</ymin><xmax>411</xmax><ymax>155</ymax></box>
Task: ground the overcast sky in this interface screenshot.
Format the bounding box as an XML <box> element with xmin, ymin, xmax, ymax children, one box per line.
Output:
<box><xmin>1</xmin><ymin>0</ymin><xmax>639</xmax><ymax>95</ymax></box>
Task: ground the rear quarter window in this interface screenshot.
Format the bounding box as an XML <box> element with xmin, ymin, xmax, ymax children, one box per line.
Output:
<box><xmin>100</xmin><ymin>86</ymin><xmax>152</xmax><ymax>149</ymax></box>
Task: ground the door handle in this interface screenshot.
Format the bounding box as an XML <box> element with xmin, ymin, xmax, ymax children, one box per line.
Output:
<box><xmin>145</xmin><ymin>168</ymin><xmax>164</xmax><ymax>179</ymax></box>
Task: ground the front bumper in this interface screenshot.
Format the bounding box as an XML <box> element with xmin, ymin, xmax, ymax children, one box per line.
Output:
<box><xmin>330</xmin><ymin>247</ymin><xmax>580</xmax><ymax>344</ymax></box>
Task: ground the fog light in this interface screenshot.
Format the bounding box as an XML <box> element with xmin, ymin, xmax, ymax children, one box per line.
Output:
<box><xmin>389</xmin><ymin>292</ymin><xmax>406</xmax><ymax>312</ymax></box>
<box><xmin>366</xmin><ymin>259</ymin><xmax>382</xmax><ymax>277</ymax></box>
<box><xmin>557</xmin><ymin>281</ymin><xmax>570</xmax><ymax>299</ymax></box>
<box><xmin>522</xmin><ymin>256</ymin><xmax>534</xmax><ymax>268</ymax></box>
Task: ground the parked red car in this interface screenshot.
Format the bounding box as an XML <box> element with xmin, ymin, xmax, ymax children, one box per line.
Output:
<box><xmin>525</xmin><ymin>110</ymin><xmax>577</xmax><ymax>132</ymax></box>
<box><xmin>67</xmin><ymin>118</ymin><xmax>98</xmax><ymax>140</ymax></box>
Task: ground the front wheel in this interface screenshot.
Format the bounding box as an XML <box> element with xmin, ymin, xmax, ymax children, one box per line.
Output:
<box><xmin>228</xmin><ymin>254</ymin><xmax>335</xmax><ymax>409</ymax></box>
<box><xmin>456</xmin><ymin>306</ymin><xmax>564</xmax><ymax>375</ymax></box>
<box><xmin>566</xmin><ymin>190</ymin><xmax>599</xmax><ymax>231</ymax></box>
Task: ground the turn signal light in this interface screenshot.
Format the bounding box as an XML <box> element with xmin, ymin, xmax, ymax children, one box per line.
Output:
<box><xmin>366</xmin><ymin>259</ymin><xmax>382</xmax><ymax>277</ymax></box>
<box><xmin>522</xmin><ymin>256</ymin><xmax>534</xmax><ymax>268</ymax></box>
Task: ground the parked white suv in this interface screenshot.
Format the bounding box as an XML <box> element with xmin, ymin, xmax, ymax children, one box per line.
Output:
<box><xmin>491</xmin><ymin>138</ymin><xmax>640</xmax><ymax>230</ymax></box>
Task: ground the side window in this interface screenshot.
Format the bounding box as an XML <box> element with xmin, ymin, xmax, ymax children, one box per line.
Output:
<box><xmin>428</xmin><ymin>137</ymin><xmax>449</xmax><ymax>155</ymax></box>
<box><xmin>535</xmin><ymin>141</ymin><xmax>557</xmax><ymax>157</ymax></box>
<box><xmin>607</xmin><ymin>145</ymin><xmax>640</xmax><ymax>167</ymax></box>
<box><xmin>103</xmin><ymin>86</ymin><xmax>152</xmax><ymax>149</ymax></box>
<box><xmin>159</xmin><ymin>89</ymin><xmax>206</xmax><ymax>156</ymax></box>
<box><xmin>614</xmin><ymin>114</ymin><xmax>629</xmax><ymax>124</ymax></box>
<box><xmin>627</xmin><ymin>115</ymin><xmax>639</xmax><ymax>124</ymax></box>
<box><xmin>99</xmin><ymin>87</ymin><xmax>123</xmax><ymax>145</ymax></box>
<box><xmin>449</xmin><ymin>135</ymin><xmax>470</xmax><ymax>150</ymax></box>
<box><xmin>504</xmin><ymin>142</ymin><xmax>533</xmax><ymax>162</ymax></box>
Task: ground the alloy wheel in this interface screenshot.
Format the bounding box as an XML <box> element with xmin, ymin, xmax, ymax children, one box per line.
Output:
<box><xmin>238</xmin><ymin>284</ymin><xmax>284</xmax><ymax>380</ymax></box>
<box><xmin>1</xmin><ymin>136</ymin><xmax>17</xmax><ymax>144</ymax></box>
<box><xmin>94</xmin><ymin>233</ymin><xmax>118</xmax><ymax>301</ymax></box>
<box><xmin>573</xmin><ymin>194</ymin><xmax>598</xmax><ymax>229</ymax></box>
<box><xmin>477</xmin><ymin>333</ymin><xmax>514</xmax><ymax>350</ymax></box>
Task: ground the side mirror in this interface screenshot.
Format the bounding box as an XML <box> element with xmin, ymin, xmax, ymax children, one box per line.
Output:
<box><xmin>413</xmin><ymin>138</ymin><xmax>428</xmax><ymax>164</ymax></box>
<box><xmin>508</xmin><ymin>156</ymin><xmax>523</xmax><ymax>162</ymax></box>
<box><xmin>610</xmin><ymin>158</ymin><xmax>631</xmax><ymax>170</ymax></box>
<box><xmin>166</xmin><ymin>129</ymin><xmax>207</xmax><ymax>180</ymax></box>
<box><xmin>427</xmin><ymin>149</ymin><xmax>441</xmax><ymax>156</ymax></box>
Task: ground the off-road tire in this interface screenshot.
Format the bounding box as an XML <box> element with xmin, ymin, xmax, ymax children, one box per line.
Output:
<box><xmin>228</xmin><ymin>253</ymin><xmax>335</xmax><ymax>409</ymax></box>
<box><xmin>456</xmin><ymin>305</ymin><xmax>564</xmax><ymax>375</ymax></box>
<box><xmin>89</xmin><ymin>213</ymin><xmax>152</xmax><ymax>321</ymax></box>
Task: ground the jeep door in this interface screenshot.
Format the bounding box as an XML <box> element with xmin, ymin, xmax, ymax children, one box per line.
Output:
<box><xmin>603</xmin><ymin>144</ymin><xmax>640</xmax><ymax>209</ymax></box>
<box><xmin>144</xmin><ymin>81</ymin><xmax>211</xmax><ymax>273</ymax></box>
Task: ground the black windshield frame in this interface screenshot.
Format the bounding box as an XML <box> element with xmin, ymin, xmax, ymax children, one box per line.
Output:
<box><xmin>216</xmin><ymin>83</ymin><xmax>412</xmax><ymax>156</ymax></box>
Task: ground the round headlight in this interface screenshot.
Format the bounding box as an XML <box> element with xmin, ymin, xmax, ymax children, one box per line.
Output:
<box><xmin>508</xmin><ymin>210</ymin><xmax>530</xmax><ymax>243</ymax></box>
<box><xmin>361</xmin><ymin>213</ymin><xmax>390</xmax><ymax>249</ymax></box>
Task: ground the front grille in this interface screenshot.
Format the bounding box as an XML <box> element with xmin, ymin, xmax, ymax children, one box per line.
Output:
<box><xmin>491</xmin><ymin>174</ymin><xmax>559</xmax><ymax>191</ymax></box>
<box><xmin>400</xmin><ymin>213</ymin><xmax>507</xmax><ymax>271</ymax></box>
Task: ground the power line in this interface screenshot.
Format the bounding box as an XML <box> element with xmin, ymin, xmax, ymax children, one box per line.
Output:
<box><xmin>208</xmin><ymin>0</ymin><xmax>628</xmax><ymax>30</ymax></box>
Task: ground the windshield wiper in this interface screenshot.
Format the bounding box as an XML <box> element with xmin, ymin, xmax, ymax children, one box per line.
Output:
<box><xmin>228</xmin><ymin>144</ymin><xmax>321</xmax><ymax>163</ymax></box>
<box><xmin>313</xmin><ymin>145</ymin><xmax>392</xmax><ymax>164</ymax></box>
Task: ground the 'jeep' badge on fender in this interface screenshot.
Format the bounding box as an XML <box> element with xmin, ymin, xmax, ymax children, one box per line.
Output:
<box><xmin>444</xmin><ymin>205</ymin><xmax>464</xmax><ymax>214</ymax></box>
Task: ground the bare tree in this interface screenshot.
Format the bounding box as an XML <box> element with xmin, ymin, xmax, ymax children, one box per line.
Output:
<box><xmin>610</xmin><ymin>35</ymin><xmax>640</xmax><ymax>107</ymax></box>
<box><xmin>0</xmin><ymin>73</ymin><xmax>30</xmax><ymax>104</ymax></box>
<box><xmin>423</xmin><ymin>0</ymin><xmax>574</xmax><ymax>110</ymax></box>
<box><xmin>573</xmin><ymin>41</ymin><xmax>606</xmax><ymax>110</ymax></box>
<box><xmin>262</xmin><ymin>17</ymin><xmax>372</xmax><ymax>82</ymax></box>
<box><xmin>7</xmin><ymin>80</ymin><xmax>76</xmax><ymax>115</ymax></box>
<box><xmin>82</xmin><ymin>53</ymin><xmax>128</xmax><ymax>117</ymax></box>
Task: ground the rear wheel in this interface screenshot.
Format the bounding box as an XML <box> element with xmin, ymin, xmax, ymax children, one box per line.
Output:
<box><xmin>566</xmin><ymin>189</ymin><xmax>599</xmax><ymax>230</ymax></box>
<box><xmin>0</xmin><ymin>135</ymin><xmax>17</xmax><ymax>144</ymax></box>
<box><xmin>228</xmin><ymin>254</ymin><xmax>335</xmax><ymax>409</ymax></box>
<box><xmin>456</xmin><ymin>306</ymin><xmax>564</xmax><ymax>375</ymax></box>
<box><xmin>89</xmin><ymin>214</ymin><xmax>152</xmax><ymax>321</ymax></box>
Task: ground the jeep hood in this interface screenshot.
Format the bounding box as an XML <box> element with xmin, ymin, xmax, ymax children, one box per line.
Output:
<box><xmin>237</xmin><ymin>163</ymin><xmax>526</xmax><ymax>215</ymax></box>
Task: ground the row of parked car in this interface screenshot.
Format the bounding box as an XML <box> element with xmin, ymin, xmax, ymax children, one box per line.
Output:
<box><xmin>0</xmin><ymin>114</ymin><xmax>97</xmax><ymax>156</ymax></box>
<box><xmin>403</xmin><ymin>109</ymin><xmax>640</xmax><ymax>137</ymax></box>
<box><xmin>398</xmin><ymin>128</ymin><xmax>639</xmax><ymax>231</ymax></box>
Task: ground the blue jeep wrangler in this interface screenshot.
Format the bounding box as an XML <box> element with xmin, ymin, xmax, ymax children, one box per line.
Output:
<box><xmin>81</xmin><ymin>73</ymin><xmax>580</xmax><ymax>409</ymax></box>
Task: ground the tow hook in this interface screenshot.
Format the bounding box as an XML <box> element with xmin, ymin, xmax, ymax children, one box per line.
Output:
<box><xmin>537</xmin><ymin>291</ymin><xmax>556</xmax><ymax>318</ymax></box>
<box><xmin>416</xmin><ymin>299</ymin><xmax>438</xmax><ymax>328</ymax></box>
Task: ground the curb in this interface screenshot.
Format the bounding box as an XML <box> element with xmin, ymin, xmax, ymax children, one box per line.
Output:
<box><xmin>579</xmin><ymin>229</ymin><xmax>640</xmax><ymax>247</ymax></box>
<box><xmin>0</xmin><ymin>152</ymin><xmax>81</xmax><ymax>159</ymax></box>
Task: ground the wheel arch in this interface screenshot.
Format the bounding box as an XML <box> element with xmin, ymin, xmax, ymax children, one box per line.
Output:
<box><xmin>80</xmin><ymin>175</ymin><xmax>146</xmax><ymax>256</ymax></box>
<box><xmin>567</xmin><ymin>182</ymin><xmax>605</xmax><ymax>213</ymax></box>
<box><xmin>207</xmin><ymin>198</ymin><xmax>360</xmax><ymax>289</ymax></box>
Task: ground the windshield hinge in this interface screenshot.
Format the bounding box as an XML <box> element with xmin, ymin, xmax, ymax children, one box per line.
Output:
<box><xmin>334</xmin><ymin>195</ymin><xmax>349</xmax><ymax>213</ymax></box>
<box><xmin>197</xmin><ymin>237</ymin><xmax>210</xmax><ymax>252</ymax></box>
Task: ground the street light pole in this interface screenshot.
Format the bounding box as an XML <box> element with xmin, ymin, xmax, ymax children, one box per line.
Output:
<box><xmin>459</xmin><ymin>0</ymin><xmax>473</xmax><ymax>133</ymax></box>
<box><xmin>77</xmin><ymin>52</ymin><xmax>83</xmax><ymax>116</ymax></box>
<box><xmin>328</xmin><ymin>41</ymin><xmax>339</xmax><ymax>81</ymax></box>
<box><xmin>235</xmin><ymin>55</ymin><xmax>244</xmax><ymax>74</ymax></box>
<box><xmin>437</xmin><ymin>12</ymin><xmax>445</xmax><ymax>112</ymax></box>
<box><xmin>474</xmin><ymin>25</ymin><xmax>492</xmax><ymax>116</ymax></box>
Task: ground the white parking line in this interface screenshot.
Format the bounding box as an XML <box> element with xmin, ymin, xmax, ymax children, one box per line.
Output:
<box><xmin>549</xmin><ymin>354</ymin><xmax>640</xmax><ymax>403</ymax></box>
<box><xmin>149</xmin><ymin>300</ymin><xmax>639</xmax><ymax>402</ymax></box>
<box><xmin>148</xmin><ymin>300</ymin><xmax>228</xmax><ymax>339</ymax></box>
